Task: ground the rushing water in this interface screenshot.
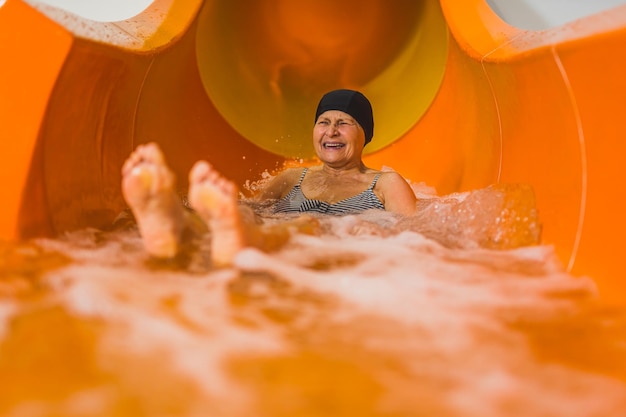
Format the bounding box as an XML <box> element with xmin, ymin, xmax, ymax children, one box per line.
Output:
<box><xmin>0</xmin><ymin>183</ymin><xmax>625</xmax><ymax>417</ymax></box>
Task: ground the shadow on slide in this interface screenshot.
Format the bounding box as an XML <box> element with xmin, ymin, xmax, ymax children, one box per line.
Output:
<box><xmin>1</xmin><ymin>0</ymin><xmax>625</xmax><ymax>304</ymax></box>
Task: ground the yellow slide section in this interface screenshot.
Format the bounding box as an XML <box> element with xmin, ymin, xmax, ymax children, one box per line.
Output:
<box><xmin>1</xmin><ymin>0</ymin><xmax>625</xmax><ymax>304</ymax></box>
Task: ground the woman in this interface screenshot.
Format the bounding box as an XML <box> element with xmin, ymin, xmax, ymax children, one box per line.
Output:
<box><xmin>121</xmin><ymin>89</ymin><xmax>417</xmax><ymax>265</ymax></box>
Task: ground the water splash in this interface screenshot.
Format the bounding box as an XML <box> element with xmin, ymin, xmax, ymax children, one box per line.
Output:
<box><xmin>0</xmin><ymin>185</ymin><xmax>624</xmax><ymax>416</ymax></box>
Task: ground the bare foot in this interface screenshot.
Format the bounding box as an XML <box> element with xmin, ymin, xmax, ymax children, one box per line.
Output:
<box><xmin>188</xmin><ymin>161</ymin><xmax>245</xmax><ymax>266</ymax></box>
<box><xmin>121</xmin><ymin>143</ymin><xmax>185</xmax><ymax>258</ymax></box>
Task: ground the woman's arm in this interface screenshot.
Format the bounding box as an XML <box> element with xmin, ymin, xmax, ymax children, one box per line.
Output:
<box><xmin>378</xmin><ymin>171</ymin><xmax>417</xmax><ymax>216</ymax></box>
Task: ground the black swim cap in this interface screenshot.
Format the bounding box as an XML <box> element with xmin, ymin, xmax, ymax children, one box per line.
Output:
<box><xmin>314</xmin><ymin>89</ymin><xmax>374</xmax><ymax>146</ymax></box>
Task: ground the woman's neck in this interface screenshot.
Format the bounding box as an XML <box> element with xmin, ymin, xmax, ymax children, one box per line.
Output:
<box><xmin>321</xmin><ymin>161</ymin><xmax>368</xmax><ymax>176</ymax></box>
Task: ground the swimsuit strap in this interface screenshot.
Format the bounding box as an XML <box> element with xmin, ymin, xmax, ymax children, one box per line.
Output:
<box><xmin>296</xmin><ymin>168</ymin><xmax>308</xmax><ymax>186</ymax></box>
<box><xmin>368</xmin><ymin>173</ymin><xmax>382</xmax><ymax>190</ymax></box>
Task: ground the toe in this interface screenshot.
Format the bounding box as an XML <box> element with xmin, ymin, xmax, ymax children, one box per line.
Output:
<box><xmin>189</xmin><ymin>160</ymin><xmax>211</xmax><ymax>183</ymax></box>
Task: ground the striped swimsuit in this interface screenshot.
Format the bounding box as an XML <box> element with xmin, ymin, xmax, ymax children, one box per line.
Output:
<box><xmin>273</xmin><ymin>168</ymin><xmax>385</xmax><ymax>215</ymax></box>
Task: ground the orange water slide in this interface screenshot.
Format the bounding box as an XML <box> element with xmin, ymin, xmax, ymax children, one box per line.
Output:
<box><xmin>0</xmin><ymin>0</ymin><xmax>625</xmax><ymax>304</ymax></box>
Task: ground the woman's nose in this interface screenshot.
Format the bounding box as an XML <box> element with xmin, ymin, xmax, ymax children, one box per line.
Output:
<box><xmin>325</xmin><ymin>123</ymin><xmax>338</xmax><ymax>136</ymax></box>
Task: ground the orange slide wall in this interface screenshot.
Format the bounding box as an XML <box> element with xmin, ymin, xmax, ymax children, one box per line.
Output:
<box><xmin>0</xmin><ymin>0</ymin><xmax>625</xmax><ymax>304</ymax></box>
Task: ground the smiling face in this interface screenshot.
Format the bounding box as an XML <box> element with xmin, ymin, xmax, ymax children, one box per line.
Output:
<box><xmin>313</xmin><ymin>110</ymin><xmax>366</xmax><ymax>169</ymax></box>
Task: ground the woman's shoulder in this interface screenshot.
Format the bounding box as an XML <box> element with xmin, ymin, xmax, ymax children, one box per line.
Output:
<box><xmin>373</xmin><ymin>170</ymin><xmax>417</xmax><ymax>216</ymax></box>
<box><xmin>380</xmin><ymin>169</ymin><xmax>404</xmax><ymax>178</ymax></box>
<box><xmin>373</xmin><ymin>170</ymin><xmax>414</xmax><ymax>193</ymax></box>
<box><xmin>254</xmin><ymin>166</ymin><xmax>307</xmax><ymax>200</ymax></box>
<box><xmin>274</xmin><ymin>166</ymin><xmax>308</xmax><ymax>181</ymax></box>
<box><xmin>373</xmin><ymin>169</ymin><xmax>405</xmax><ymax>183</ymax></box>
